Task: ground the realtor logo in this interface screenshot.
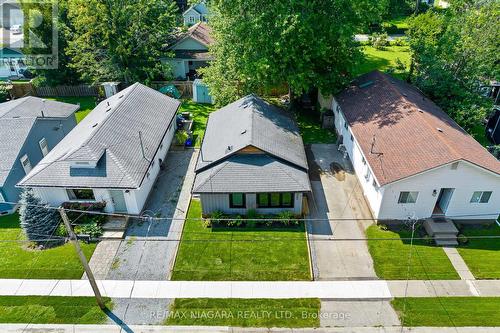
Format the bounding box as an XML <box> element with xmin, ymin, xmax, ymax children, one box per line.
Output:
<box><xmin>0</xmin><ymin>0</ymin><xmax>58</xmax><ymax>70</ymax></box>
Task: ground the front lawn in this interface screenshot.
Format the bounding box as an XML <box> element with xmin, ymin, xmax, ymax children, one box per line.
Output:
<box><xmin>0</xmin><ymin>214</ymin><xmax>96</xmax><ymax>279</ymax></box>
<box><xmin>45</xmin><ymin>96</ymin><xmax>97</xmax><ymax>123</ymax></box>
<box><xmin>356</xmin><ymin>46</ymin><xmax>411</xmax><ymax>78</ymax></box>
<box><xmin>392</xmin><ymin>297</ymin><xmax>500</xmax><ymax>326</ymax></box>
<box><xmin>366</xmin><ymin>225</ymin><xmax>459</xmax><ymax>280</ymax></box>
<box><xmin>457</xmin><ymin>223</ymin><xmax>500</xmax><ymax>279</ymax></box>
<box><xmin>171</xmin><ymin>200</ymin><xmax>311</xmax><ymax>281</ymax></box>
<box><xmin>178</xmin><ymin>100</ymin><xmax>216</xmax><ymax>147</ymax></box>
<box><xmin>165</xmin><ymin>298</ymin><xmax>320</xmax><ymax>328</ymax></box>
<box><xmin>296</xmin><ymin>111</ymin><xmax>337</xmax><ymax>144</ymax></box>
<box><xmin>0</xmin><ymin>296</ymin><xmax>112</xmax><ymax>324</ymax></box>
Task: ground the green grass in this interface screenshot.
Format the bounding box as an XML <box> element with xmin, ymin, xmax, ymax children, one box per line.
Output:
<box><xmin>165</xmin><ymin>298</ymin><xmax>320</xmax><ymax>328</ymax></box>
<box><xmin>356</xmin><ymin>46</ymin><xmax>411</xmax><ymax>78</ymax></box>
<box><xmin>366</xmin><ymin>225</ymin><xmax>460</xmax><ymax>280</ymax></box>
<box><xmin>457</xmin><ymin>224</ymin><xmax>500</xmax><ymax>279</ymax></box>
<box><xmin>383</xmin><ymin>16</ymin><xmax>410</xmax><ymax>30</ymax></box>
<box><xmin>392</xmin><ymin>297</ymin><xmax>500</xmax><ymax>326</ymax></box>
<box><xmin>45</xmin><ymin>96</ymin><xmax>97</xmax><ymax>123</ymax></box>
<box><xmin>0</xmin><ymin>214</ymin><xmax>96</xmax><ymax>279</ymax></box>
<box><xmin>178</xmin><ymin>100</ymin><xmax>216</xmax><ymax>147</ymax></box>
<box><xmin>171</xmin><ymin>200</ymin><xmax>311</xmax><ymax>281</ymax></box>
<box><xmin>0</xmin><ymin>296</ymin><xmax>112</xmax><ymax>324</ymax></box>
<box><xmin>296</xmin><ymin>111</ymin><xmax>337</xmax><ymax>144</ymax></box>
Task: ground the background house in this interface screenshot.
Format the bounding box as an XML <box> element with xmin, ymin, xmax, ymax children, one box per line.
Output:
<box><xmin>164</xmin><ymin>22</ymin><xmax>213</xmax><ymax>80</ymax></box>
<box><xmin>0</xmin><ymin>97</ymin><xmax>78</xmax><ymax>214</ymax></box>
<box><xmin>182</xmin><ymin>1</ymin><xmax>208</xmax><ymax>26</ymax></box>
<box><xmin>332</xmin><ymin>71</ymin><xmax>500</xmax><ymax>223</ymax></box>
<box><xmin>193</xmin><ymin>95</ymin><xmax>311</xmax><ymax>215</ymax></box>
<box><xmin>0</xmin><ymin>47</ymin><xmax>27</xmax><ymax>79</ymax></box>
<box><xmin>18</xmin><ymin>83</ymin><xmax>180</xmax><ymax>215</ymax></box>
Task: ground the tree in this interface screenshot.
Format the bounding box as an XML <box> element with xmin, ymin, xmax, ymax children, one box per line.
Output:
<box><xmin>66</xmin><ymin>0</ymin><xmax>179</xmax><ymax>84</ymax></box>
<box><xmin>19</xmin><ymin>0</ymin><xmax>81</xmax><ymax>86</ymax></box>
<box><xmin>201</xmin><ymin>0</ymin><xmax>388</xmax><ymax>106</ymax></box>
<box><xmin>19</xmin><ymin>189</ymin><xmax>61</xmax><ymax>246</ymax></box>
<box><xmin>407</xmin><ymin>1</ymin><xmax>499</xmax><ymax>132</ymax></box>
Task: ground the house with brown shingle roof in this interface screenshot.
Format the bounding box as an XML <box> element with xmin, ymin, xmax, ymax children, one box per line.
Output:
<box><xmin>163</xmin><ymin>22</ymin><xmax>213</xmax><ymax>80</ymax></box>
<box><xmin>332</xmin><ymin>70</ymin><xmax>500</xmax><ymax>223</ymax></box>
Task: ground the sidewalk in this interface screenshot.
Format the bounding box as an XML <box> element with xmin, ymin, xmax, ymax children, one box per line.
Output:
<box><xmin>2</xmin><ymin>279</ymin><xmax>500</xmax><ymax>299</ymax></box>
<box><xmin>1</xmin><ymin>324</ymin><xmax>500</xmax><ymax>333</ymax></box>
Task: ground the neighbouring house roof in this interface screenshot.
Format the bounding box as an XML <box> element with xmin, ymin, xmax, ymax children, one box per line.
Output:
<box><xmin>18</xmin><ymin>83</ymin><xmax>180</xmax><ymax>189</ymax></box>
<box><xmin>193</xmin><ymin>95</ymin><xmax>310</xmax><ymax>193</ymax></box>
<box><xmin>182</xmin><ymin>2</ymin><xmax>208</xmax><ymax>16</ymax></box>
<box><xmin>336</xmin><ymin>70</ymin><xmax>500</xmax><ymax>186</ymax></box>
<box><xmin>173</xmin><ymin>50</ymin><xmax>212</xmax><ymax>60</ymax></box>
<box><xmin>170</xmin><ymin>22</ymin><xmax>213</xmax><ymax>50</ymax></box>
<box><xmin>0</xmin><ymin>97</ymin><xmax>79</xmax><ymax>186</ymax></box>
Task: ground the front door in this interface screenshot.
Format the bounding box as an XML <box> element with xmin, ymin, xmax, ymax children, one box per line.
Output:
<box><xmin>435</xmin><ymin>188</ymin><xmax>454</xmax><ymax>215</ymax></box>
<box><xmin>109</xmin><ymin>190</ymin><xmax>127</xmax><ymax>213</ymax></box>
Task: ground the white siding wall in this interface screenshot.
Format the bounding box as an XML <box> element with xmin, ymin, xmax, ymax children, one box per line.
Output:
<box><xmin>332</xmin><ymin>98</ymin><xmax>500</xmax><ymax>222</ymax></box>
<box><xmin>380</xmin><ymin>161</ymin><xmax>500</xmax><ymax>220</ymax></box>
<box><xmin>200</xmin><ymin>193</ymin><xmax>303</xmax><ymax>215</ymax></box>
<box><xmin>31</xmin><ymin>121</ymin><xmax>176</xmax><ymax>215</ymax></box>
<box><xmin>332</xmin><ymin>99</ymin><xmax>384</xmax><ymax>217</ymax></box>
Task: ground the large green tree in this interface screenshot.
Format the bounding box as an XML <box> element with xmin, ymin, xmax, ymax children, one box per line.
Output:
<box><xmin>19</xmin><ymin>0</ymin><xmax>80</xmax><ymax>86</ymax></box>
<box><xmin>66</xmin><ymin>0</ymin><xmax>179</xmax><ymax>84</ymax></box>
<box><xmin>407</xmin><ymin>1</ymin><xmax>499</xmax><ymax>132</ymax></box>
<box><xmin>202</xmin><ymin>0</ymin><xmax>388</xmax><ymax>105</ymax></box>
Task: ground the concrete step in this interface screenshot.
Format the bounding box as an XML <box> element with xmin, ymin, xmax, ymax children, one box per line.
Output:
<box><xmin>101</xmin><ymin>230</ymin><xmax>125</xmax><ymax>239</ymax></box>
<box><xmin>435</xmin><ymin>239</ymin><xmax>459</xmax><ymax>246</ymax></box>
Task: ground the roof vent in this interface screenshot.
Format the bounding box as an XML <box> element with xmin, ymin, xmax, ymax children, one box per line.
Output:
<box><xmin>106</xmin><ymin>108</ymin><xmax>111</xmax><ymax>112</ymax></box>
<box><xmin>92</xmin><ymin>123</ymin><xmax>98</xmax><ymax>128</ymax></box>
<box><xmin>437</xmin><ymin>127</ymin><xmax>443</xmax><ymax>132</ymax></box>
<box><xmin>226</xmin><ymin>145</ymin><xmax>233</xmax><ymax>153</ymax></box>
<box><xmin>118</xmin><ymin>95</ymin><xmax>124</xmax><ymax>99</ymax></box>
<box><xmin>241</xmin><ymin>129</ymin><xmax>247</xmax><ymax>135</ymax></box>
<box><xmin>358</xmin><ymin>81</ymin><xmax>374</xmax><ymax>88</ymax></box>
<box><xmin>402</xmin><ymin>93</ymin><xmax>408</xmax><ymax>97</ymax></box>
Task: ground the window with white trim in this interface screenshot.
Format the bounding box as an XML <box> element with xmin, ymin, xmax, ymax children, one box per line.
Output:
<box><xmin>189</xmin><ymin>16</ymin><xmax>195</xmax><ymax>23</ymax></box>
<box><xmin>20</xmin><ymin>154</ymin><xmax>32</xmax><ymax>174</ymax></box>
<box><xmin>398</xmin><ymin>191</ymin><xmax>419</xmax><ymax>204</ymax></box>
<box><xmin>39</xmin><ymin>138</ymin><xmax>49</xmax><ymax>156</ymax></box>
<box><xmin>470</xmin><ymin>191</ymin><xmax>492</xmax><ymax>203</ymax></box>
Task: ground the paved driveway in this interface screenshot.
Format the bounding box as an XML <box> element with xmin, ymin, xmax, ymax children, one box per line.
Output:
<box><xmin>106</xmin><ymin>149</ymin><xmax>198</xmax><ymax>281</ymax></box>
<box><xmin>306</xmin><ymin>144</ymin><xmax>377</xmax><ymax>280</ymax></box>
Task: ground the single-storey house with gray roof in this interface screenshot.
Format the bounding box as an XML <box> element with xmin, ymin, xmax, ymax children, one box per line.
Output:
<box><xmin>193</xmin><ymin>95</ymin><xmax>311</xmax><ymax>215</ymax></box>
<box><xmin>0</xmin><ymin>97</ymin><xmax>79</xmax><ymax>214</ymax></box>
<box><xmin>18</xmin><ymin>83</ymin><xmax>180</xmax><ymax>215</ymax></box>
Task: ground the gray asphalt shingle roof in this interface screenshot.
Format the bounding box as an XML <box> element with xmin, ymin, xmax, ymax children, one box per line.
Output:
<box><xmin>196</xmin><ymin>94</ymin><xmax>308</xmax><ymax>171</ymax></box>
<box><xmin>193</xmin><ymin>154</ymin><xmax>311</xmax><ymax>193</ymax></box>
<box><xmin>0</xmin><ymin>97</ymin><xmax>79</xmax><ymax>186</ymax></box>
<box><xmin>18</xmin><ymin>83</ymin><xmax>180</xmax><ymax>189</ymax></box>
<box><xmin>193</xmin><ymin>95</ymin><xmax>310</xmax><ymax>193</ymax></box>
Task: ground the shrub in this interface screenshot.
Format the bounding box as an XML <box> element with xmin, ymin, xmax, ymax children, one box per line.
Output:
<box><xmin>369</xmin><ymin>32</ymin><xmax>389</xmax><ymax>50</ymax></box>
<box><xmin>74</xmin><ymin>223</ymin><xmax>103</xmax><ymax>238</ymax></box>
<box><xmin>277</xmin><ymin>211</ymin><xmax>297</xmax><ymax>226</ymax></box>
<box><xmin>423</xmin><ymin>235</ymin><xmax>434</xmax><ymax>245</ymax></box>
<box><xmin>175</xmin><ymin>130</ymin><xmax>189</xmax><ymax>145</ymax></box>
<box><xmin>55</xmin><ymin>224</ymin><xmax>68</xmax><ymax>237</ymax></box>
<box><xmin>391</xmin><ymin>37</ymin><xmax>407</xmax><ymax>47</ymax></box>
<box><xmin>378</xmin><ymin>224</ymin><xmax>388</xmax><ymax>231</ymax></box>
<box><xmin>202</xmin><ymin>218</ymin><xmax>212</xmax><ymax>228</ymax></box>
<box><xmin>61</xmin><ymin>201</ymin><xmax>107</xmax><ymax>225</ymax></box>
<box><xmin>0</xmin><ymin>84</ymin><xmax>9</xmax><ymax>102</ymax></box>
<box><xmin>210</xmin><ymin>210</ymin><xmax>225</xmax><ymax>225</ymax></box>
<box><xmin>457</xmin><ymin>234</ymin><xmax>468</xmax><ymax>245</ymax></box>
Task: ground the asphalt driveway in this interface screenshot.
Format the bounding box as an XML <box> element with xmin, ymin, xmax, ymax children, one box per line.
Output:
<box><xmin>306</xmin><ymin>144</ymin><xmax>377</xmax><ymax>280</ymax></box>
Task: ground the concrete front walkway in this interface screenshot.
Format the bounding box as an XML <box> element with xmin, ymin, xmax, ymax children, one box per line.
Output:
<box><xmin>306</xmin><ymin>144</ymin><xmax>377</xmax><ymax>280</ymax></box>
<box><xmin>2</xmin><ymin>324</ymin><xmax>500</xmax><ymax>333</ymax></box>
<box><xmin>443</xmin><ymin>247</ymin><xmax>476</xmax><ymax>280</ymax></box>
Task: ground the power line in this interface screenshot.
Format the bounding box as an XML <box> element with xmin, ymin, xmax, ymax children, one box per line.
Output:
<box><xmin>3</xmin><ymin>200</ymin><xmax>499</xmax><ymax>222</ymax></box>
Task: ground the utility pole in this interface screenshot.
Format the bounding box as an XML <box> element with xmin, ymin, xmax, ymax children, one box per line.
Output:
<box><xmin>59</xmin><ymin>207</ymin><xmax>105</xmax><ymax>310</ymax></box>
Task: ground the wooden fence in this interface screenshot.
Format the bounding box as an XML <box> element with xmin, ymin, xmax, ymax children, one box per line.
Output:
<box><xmin>8</xmin><ymin>80</ymin><xmax>195</xmax><ymax>99</ymax></box>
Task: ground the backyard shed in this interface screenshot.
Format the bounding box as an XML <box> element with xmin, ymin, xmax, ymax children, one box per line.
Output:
<box><xmin>192</xmin><ymin>79</ymin><xmax>212</xmax><ymax>104</ymax></box>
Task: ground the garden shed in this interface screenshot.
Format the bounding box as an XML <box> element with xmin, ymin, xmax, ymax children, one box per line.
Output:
<box><xmin>192</xmin><ymin>79</ymin><xmax>212</xmax><ymax>104</ymax></box>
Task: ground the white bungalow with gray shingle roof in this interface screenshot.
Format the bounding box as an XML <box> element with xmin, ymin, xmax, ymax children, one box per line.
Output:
<box><xmin>193</xmin><ymin>95</ymin><xmax>311</xmax><ymax>216</ymax></box>
<box><xmin>18</xmin><ymin>83</ymin><xmax>180</xmax><ymax>215</ymax></box>
<box><xmin>332</xmin><ymin>70</ymin><xmax>500</xmax><ymax>223</ymax></box>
